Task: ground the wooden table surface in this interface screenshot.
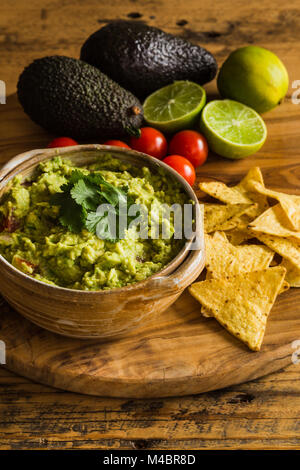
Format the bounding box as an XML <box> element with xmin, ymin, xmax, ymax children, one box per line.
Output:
<box><xmin>1</xmin><ymin>0</ymin><xmax>300</xmax><ymax>450</ymax></box>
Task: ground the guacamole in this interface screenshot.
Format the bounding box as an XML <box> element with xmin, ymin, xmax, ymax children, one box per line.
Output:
<box><xmin>0</xmin><ymin>155</ymin><xmax>187</xmax><ymax>290</ymax></box>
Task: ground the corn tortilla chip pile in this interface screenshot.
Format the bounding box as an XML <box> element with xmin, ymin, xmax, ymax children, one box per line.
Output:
<box><xmin>205</xmin><ymin>231</ymin><xmax>274</xmax><ymax>279</ymax></box>
<box><xmin>189</xmin><ymin>167</ymin><xmax>300</xmax><ymax>351</ymax></box>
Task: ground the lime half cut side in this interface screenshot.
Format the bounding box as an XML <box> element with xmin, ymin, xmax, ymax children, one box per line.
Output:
<box><xmin>143</xmin><ymin>81</ymin><xmax>206</xmax><ymax>133</ymax></box>
<box><xmin>200</xmin><ymin>99</ymin><xmax>267</xmax><ymax>159</ymax></box>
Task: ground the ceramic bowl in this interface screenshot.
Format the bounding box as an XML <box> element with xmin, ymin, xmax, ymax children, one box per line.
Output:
<box><xmin>0</xmin><ymin>145</ymin><xmax>205</xmax><ymax>338</ymax></box>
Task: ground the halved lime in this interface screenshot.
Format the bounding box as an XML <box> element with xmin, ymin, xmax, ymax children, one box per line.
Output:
<box><xmin>200</xmin><ymin>99</ymin><xmax>267</xmax><ymax>159</ymax></box>
<box><xmin>143</xmin><ymin>81</ymin><xmax>206</xmax><ymax>133</ymax></box>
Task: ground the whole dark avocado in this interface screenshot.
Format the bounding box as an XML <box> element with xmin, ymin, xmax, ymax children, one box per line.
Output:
<box><xmin>17</xmin><ymin>56</ymin><xmax>143</xmax><ymax>140</ymax></box>
<box><xmin>80</xmin><ymin>21</ymin><xmax>218</xmax><ymax>98</ymax></box>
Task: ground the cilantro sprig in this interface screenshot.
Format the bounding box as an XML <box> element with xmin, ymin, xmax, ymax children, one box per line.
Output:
<box><xmin>51</xmin><ymin>170</ymin><xmax>134</xmax><ymax>241</ymax></box>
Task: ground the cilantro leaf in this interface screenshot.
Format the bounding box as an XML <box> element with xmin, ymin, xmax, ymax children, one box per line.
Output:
<box><xmin>101</xmin><ymin>185</ymin><xmax>128</xmax><ymax>209</ymax></box>
<box><xmin>85</xmin><ymin>211</ymin><xmax>103</xmax><ymax>234</ymax></box>
<box><xmin>88</xmin><ymin>172</ymin><xmax>129</xmax><ymax>209</ymax></box>
<box><xmin>70</xmin><ymin>179</ymin><xmax>102</xmax><ymax>211</ymax></box>
<box><xmin>59</xmin><ymin>170</ymin><xmax>87</xmax><ymax>193</ymax></box>
<box><xmin>51</xmin><ymin>192</ymin><xmax>86</xmax><ymax>233</ymax></box>
<box><xmin>69</xmin><ymin>169</ymin><xmax>87</xmax><ymax>185</ymax></box>
<box><xmin>51</xmin><ymin>169</ymin><xmax>135</xmax><ymax>238</ymax></box>
<box><xmin>86</xmin><ymin>173</ymin><xmax>106</xmax><ymax>186</ymax></box>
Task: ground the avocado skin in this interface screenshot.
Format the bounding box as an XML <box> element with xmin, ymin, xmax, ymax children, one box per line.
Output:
<box><xmin>80</xmin><ymin>21</ymin><xmax>218</xmax><ymax>98</ymax></box>
<box><xmin>17</xmin><ymin>56</ymin><xmax>143</xmax><ymax>140</ymax></box>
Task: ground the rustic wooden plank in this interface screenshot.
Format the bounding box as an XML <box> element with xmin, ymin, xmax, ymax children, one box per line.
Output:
<box><xmin>0</xmin><ymin>0</ymin><xmax>300</xmax><ymax>450</ymax></box>
<box><xmin>1</xmin><ymin>0</ymin><xmax>300</xmax><ymax>95</ymax></box>
<box><xmin>1</xmin><ymin>367</ymin><xmax>300</xmax><ymax>449</ymax></box>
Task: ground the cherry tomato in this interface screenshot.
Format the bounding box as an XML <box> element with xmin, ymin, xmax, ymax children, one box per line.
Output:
<box><xmin>168</xmin><ymin>130</ymin><xmax>208</xmax><ymax>168</ymax></box>
<box><xmin>48</xmin><ymin>137</ymin><xmax>78</xmax><ymax>148</ymax></box>
<box><xmin>163</xmin><ymin>155</ymin><xmax>196</xmax><ymax>186</ymax></box>
<box><xmin>103</xmin><ymin>140</ymin><xmax>130</xmax><ymax>149</ymax></box>
<box><xmin>130</xmin><ymin>127</ymin><xmax>167</xmax><ymax>159</ymax></box>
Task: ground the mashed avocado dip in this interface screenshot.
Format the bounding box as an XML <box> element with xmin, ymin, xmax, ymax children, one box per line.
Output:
<box><xmin>0</xmin><ymin>155</ymin><xmax>187</xmax><ymax>290</ymax></box>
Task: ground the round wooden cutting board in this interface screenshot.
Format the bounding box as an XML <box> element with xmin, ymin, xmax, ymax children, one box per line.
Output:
<box><xmin>0</xmin><ymin>287</ymin><xmax>299</xmax><ymax>398</ymax></box>
<box><xmin>0</xmin><ymin>94</ymin><xmax>299</xmax><ymax>398</ymax></box>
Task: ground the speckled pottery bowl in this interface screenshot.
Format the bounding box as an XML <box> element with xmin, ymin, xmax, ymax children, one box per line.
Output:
<box><xmin>0</xmin><ymin>145</ymin><xmax>205</xmax><ymax>339</ymax></box>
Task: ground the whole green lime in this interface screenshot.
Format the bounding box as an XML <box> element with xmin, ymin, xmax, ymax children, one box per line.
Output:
<box><xmin>217</xmin><ymin>46</ymin><xmax>289</xmax><ymax>113</ymax></box>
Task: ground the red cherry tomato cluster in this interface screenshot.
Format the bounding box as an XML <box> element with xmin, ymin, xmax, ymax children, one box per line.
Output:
<box><xmin>129</xmin><ymin>127</ymin><xmax>208</xmax><ymax>186</ymax></box>
<box><xmin>47</xmin><ymin>127</ymin><xmax>208</xmax><ymax>186</ymax></box>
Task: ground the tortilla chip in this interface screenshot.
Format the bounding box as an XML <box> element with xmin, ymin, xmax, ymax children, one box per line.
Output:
<box><xmin>202</xmin><ymin>278</ymin><xmax>289</xmax><ymax>312</ymax></box>
<box><xmin>239</xmin><ymin>167</ymin><xmax>269</xmax><ymax>218</ymax></box>
<box><xmin>199</xmin><ymin>167</ymin><xmax>268</xmax><ymax>218</ymax></box>
<box><xmin>249</xmin><ymin>204</ymin><xmax>300</xmax><ymax>242</ymax></box>
<box><xmin>205</xmin><ymin>232</ymin><xmax>274</xmax><ymax>279</ymax></box>
<box><xmin>204</xmin><ymin>203</ymin><xmax>252</xmax><ymax>233</ymax></box>
<box><xmin>222</xmin><ymin>211</ymin><xmax>257</xmax><ymax>245</ymax></box>
<box><xmin>219</xmin><ymin>212</ymin><xmax>255</xmax><ymax>239</ymax></box>
<box><xmin>224</xmin><ymin>228</ymin><xmax>253</xmax><ymax>245</ymax></box>
<box><xmin>189</xmin><ymin>266</ymin><xmax>286</xmax><ymax>351</ymax></box>
<box><xmin>249</xmin><ymin>181</ymin><xmax>300</xmax><ymax>231</ymax></box>
<box><xmin>252</xmin><ymin>232</ymin><xmax>300</xmax><ymax>270</ymax></box>
<box><xmin>199</xmin><ymin>181</ymin><xmax>252</xmax><ymax>204</ymax></box>
<box><xmin>201</xmin><ymin>277</ymin><xmax>290</xmax><ymax>319</ymax></box>
<box><xmin>281</xmin><ymin>259</ymin><xmax>300</xmax><ymax>287</ymax></box>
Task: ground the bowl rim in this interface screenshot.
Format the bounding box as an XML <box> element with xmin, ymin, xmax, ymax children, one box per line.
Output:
<box><xmin>0</xmin><ymin>144</ymin><xmax>202</xmax><ymax>296</ymax></box>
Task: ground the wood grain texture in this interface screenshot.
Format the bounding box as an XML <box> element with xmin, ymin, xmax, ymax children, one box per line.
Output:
<box><xmin>0</xmin><ymin>282</ymin><xmax>299</xmax><ymax>398</ymax></box>
<box><xmin>1</xmin><ymin>365</ymin><xmax>300</xmax><ymax>450</ymax></box>
<box><xmin>0</xmin><ymin>0</ymin><xmax>300</xmax><ymax>450</ymax></box>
